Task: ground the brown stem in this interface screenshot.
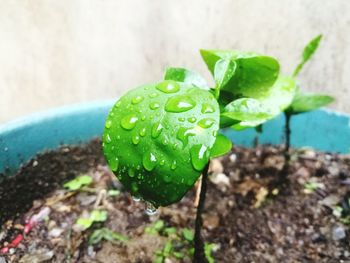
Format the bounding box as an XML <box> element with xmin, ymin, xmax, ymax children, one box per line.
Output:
<box><xmin>193</xmin><ymin>162</ymin><xmax>210</xmax><ymax>263</ymax></box>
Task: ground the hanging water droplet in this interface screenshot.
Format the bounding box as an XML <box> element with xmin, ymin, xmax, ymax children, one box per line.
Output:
<box><xmin>142</xmin><ymin>151</ymin><xmax>158</xmax><ymax>171</ymax></box>
<box><xmin>109</xmin><ymin>157</ymin><xmax>119</xmax><ymax>171</ymax></box>
<box><xmin>132</xmin><ymin>196</ymin><xmax>141</xmax><ymax>202</ymax></box>
<box><xmin>105</xmin><ymin>119</ymin><xmax>112</xmax><ymax>129</ymax></box>
<box><xmin>139</xmin><ymin>127</ymin><xmax>147</xmax><ymax>137</ymax></box>
<box><xmin>190</xmin><ymin>144</ymin><xmax>209</xmax><ymax>171</ymax></box>
<box><xmin>121</xmin><ymin>114</ymin><xmax>139</xmax><ymax>130</ymax></box>
<box><xmin>165</xmin><ymin>95</ymin><xmax>196</xmax><ymax>113</ymax></box>
<box><xmin>145</xmin><ymin>202</ymin><xmax>157</xmax><ymax>215</ymax></box>
<box><xmin>128</xmin><ymin>168</ymin><xmax>136</xmax><ymax>177</ymax></box>
<box><xmin>156</xmin><ymin>80</ymin><xmax>180</xmax><ymax>94</ymax></box>
<box><xmin>151</xmin><ymin>122</ymin><xmax>163</xmax><ymax>138</ymax></box>
<box><xmin>149</xmin><ymin>102</ymin><xmax>160</xmax><ymax>110</ymax></box>
<box><xmin>197</xmin><ymin>118</ymin><xmax>215</xmax><ymax>128</ymax></box>
<box><xmin>171</xmin><ymin>160</ymin><xmax>177</xmax><ymax>170</ymax></box>
<box><xmin>132</xmin><ymin>134</ymin><xmax>140</xmax><ymax>145</ymax></box>
<box><xmin>132</xmin><ymin>95</ymin><xmax>144</xmax><ymax>105</ymax></box>
<box><xmin>201</xmin><ymin>103</ymin><xmax>215</xmax><ymax>114</ymax></box>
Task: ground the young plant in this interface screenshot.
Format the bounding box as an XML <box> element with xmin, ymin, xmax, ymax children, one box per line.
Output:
<box><xmin>283</xmin><ymin>35</ymin><xmax>335</xmax><ymax>158</ymax></box>
<box><xmin>102</xmin><ymin>49</ymin><xmax>294</xmax><ymax>262</ymax></box>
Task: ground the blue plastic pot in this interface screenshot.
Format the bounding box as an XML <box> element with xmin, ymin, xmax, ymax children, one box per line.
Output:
<box><xmin>1</xmin><ymin>100</ymin><xmax>350</xmax><ymax>176</ymax></box>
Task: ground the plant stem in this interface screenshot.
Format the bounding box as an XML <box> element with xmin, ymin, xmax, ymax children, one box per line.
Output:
<box><xmin>284</xmin><ymin>112</ymin><xmax>291</xmax><ymax>161</ymax></box>
<box><xmin>193</xmin><ymin>162</ymin><xmax>210</xmax><ymax>263</ymax></box>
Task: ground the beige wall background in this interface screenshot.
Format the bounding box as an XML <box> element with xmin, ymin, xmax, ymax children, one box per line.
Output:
<box><xmin>1</xmin><ymin>0</ymin><xmax>349</xmax><ymax>124</ymax></box>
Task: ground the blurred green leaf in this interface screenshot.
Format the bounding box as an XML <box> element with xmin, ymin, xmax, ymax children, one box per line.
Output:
<box><xmin>288</xmin><ymin>92</ymin><xmax>334</xmax><ymax>114</ymax></box>
<box><xmin>64</xmin><ymin>175</ymin><xmax>92</xmax><ymax>191</ymax></box>
<box><xmin>210</xmin><ymin>134</ymin><xmax>232</xmax><ymax>158</ymax></box>
<box><xmin>89</xmin><ymin>227</ymin><xmax>128</xmax><ymax>245</ymax></box>
<box><xmin>204</xmin><ymin>243</ymin><xmax>216</xmax><ymax>263</ymax></box>
<box><xmin>200</xmin><ymin>49</ymin><xmax>280</xmax><ymax>104</ymax></box>
<box><xmin>76</xmin><ymin>209</ymin><xmax>108</xmax><ymax>230</ymax></box>
<box><xmin>293</xmin><ymin>34</ymin><xmax>322</xmax><ymax>77</ymax></box>
<box><xmin>164</xmin><ymin>67</ymin><xmax>209</xmax><ymax>90</ymax></box>
<box><xmin>182</xmin><ymin>228</ymin><xmax>194</xmax><ymax>242</ymax></box>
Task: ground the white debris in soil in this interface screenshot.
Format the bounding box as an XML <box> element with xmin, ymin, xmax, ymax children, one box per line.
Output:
<box><xmin>332</xmin><ymin>225</ymin><xmax>346</xmax><ymax>241</ymax></box>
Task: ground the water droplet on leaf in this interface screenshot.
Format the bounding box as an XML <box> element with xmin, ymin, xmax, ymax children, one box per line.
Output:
<box><xmin>121</xmin><ymin>114</ymin><xmax>139</xmax><ymax>130</ymax></box>
<box><xmin>105</xmin><ymin>120</ymin><xmax>112</xmax><ymax>129</ymax></box>
<box><xmin>188</xmin><ymin>117</ymin><xmax>197</xmax><ymax>123</ymax></box>
<box><xmin>149</xmin><ymin>102</ymin><xmax>160</xmax><ymax>110</ymax></box>
<box><xmin>132</xmin><ymin>96</ymin><xmax>144</xmax><ymax>105</ymax></box>
<box><xmin>201</xmin><ymin>103</ymin><xmax>215</xmax><ymax>114</ymax></box>
<box><xmin>142</xmin><ymin>151</ymin><xmax>158</xmax><ymax>171</ymax></box>
<box><xmin>156</xmin><ymin>80</ymin><xmax>180</xmax><ymax>94</ymax></box>
<box><xmin>198</xmin><ymin>118</ymin><xmax>215</xmax><ymax>128</ymax></box>
<box><xmin>132</xmin><ymin>134</ymin><xmax>140</xmax><ymax>145</ymax></box>
<box><xmin>165</xmin><ymin>95</ymin><xmax>196</xmax><ymax>113</ymax></box>
<box><xmin>139</xmin><ymin>127</ymin><xmax>146</xmax><ymax>137</ymax></box>
<box><xmin>190</xmin><ymin>144</ymin><xmax>209</xmax><ymax>171</ymax></box>
<box><xmin>151</xmin><ymin>122</ymin><xmax>163</xmax><ymax>138</ymax></box>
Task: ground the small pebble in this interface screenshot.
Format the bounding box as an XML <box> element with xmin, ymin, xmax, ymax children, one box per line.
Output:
<box><xmin>332</xmin><ymin>226</ymin><xmax>346</xmax><ymax>241</ymax></box>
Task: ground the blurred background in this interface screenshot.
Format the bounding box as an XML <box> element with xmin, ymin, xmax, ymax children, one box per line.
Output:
<box><xmin>1</xmin><ymin>0</ymin><xmax>349</xmax><ymax>124</ymax></box>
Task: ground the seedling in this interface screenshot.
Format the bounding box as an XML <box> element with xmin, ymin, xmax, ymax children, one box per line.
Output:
<box><xmin>76</xmin><ymin>209</ymin><xmax>108</xmax><ymax>230</ymax></box>
<box><xmin>283</xmin><ymin>35</ymin><xmax>335</xmax><ymax>160</ymax></box>
<box><xmin>103</xmin><ymin>48</ymin><xmax>296</xmax><ymax>261</ymax></box>
<box><xmin>64</xmin><ymin>175</ymin><xmax>93</xmax><ymax>191</ymax></box>
<box><xmin>89</xmin><ymin>227</ymin><xmax>128</xmax><ymax>245</ymax></box>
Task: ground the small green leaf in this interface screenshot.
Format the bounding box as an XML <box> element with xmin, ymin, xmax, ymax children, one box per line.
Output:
<box><xmin>288</xmin><ymin>92</ymin><xmax>335</xmax><ymax>114</ymax></box>
<box><xmin>209</xmin><ymin>134</ymin><xmax>232</xmax><ymax>158</ymax></box>
<box><xmin>64</xmin><ymin>175</ymin><xmax>92</xmax><ymax>191</ymax></box>
<box><xmin>164</xmin><ymin>227</ymin><xmax>177</xmax><ymax>236</ymax></box>
<box><xmin>90</xmin><ymin>210</ymin><xmax>108</xmax><ymax>222</ymax></box>
<box><xmin>204</xmin><ymin>243</ymin><xmax>216</xmax><ymax>263</ymax></box>
<box><xmin>164</xmin><ymin>67</ymin><xmax>209</xmax><ymax>90</ymax></box>
<box><xmin>293</xmin><ymin>34</ymin><xmax>322</xmax><ymax>77</ymax></box>
<box><xmin>182</xmin><ymin>228</ymin><xmax>194</xmax><ymax>242</ymax></box>
<box><xmin>200</xmin><ymin>49</ymin><xmax>280</xmax><ymax>104</ymax></box>
<box><xmin>304</xmin><ymin>182</ymin><xmax>322</xmax><ymax>191</ymax></box>
<box><xmin>107</xmin><ymin>189</ymin><xmax>120</xmax><ymax>196</ymax></box>
<box><xmin>213</xmin><ymin>59</ymin><xmax>236</xmax><ymax>90</ymax></box>
<box><xmin>89</xmin><ymin>228</ymin><xmax>128</xmax><ymax>245</ymax></box>
<box><xmin>76</xmin><ymin>218</ymin><xmax>93</xmax><ymax>230</ymax></box>
<box><xmin>221</xmin><ymin>98</ymin><xmax>272</xmax><ymax>121</ymax></box>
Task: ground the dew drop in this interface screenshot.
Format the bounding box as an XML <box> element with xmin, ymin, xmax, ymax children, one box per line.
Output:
<box><xmin>132</xmin><ymin>134</ymin><xmax>140</xmax><ymax>145</ymax></box>
<box><xmin>145</xmin><ymin>202</ymin><xmax>157</xmax><ymax>215</ymax></box>
<box><xmin>201</xmin><ymin>103</ymin><xmax>215</xmax><ymax>114</ymax></box>
<box><xmin>105</xmin><ymin>133</ymin><xmax>112</xmax><ymax>143</ymax></box>
<box><xmin>128</xmin><ymin>168</ymin><xmax>135</xmax><ymax>177</ymax></box>
<box><xmin>149</xmin><ymin>102</ymin><xmax>160</xmax><ymax>110</ymax></box>
<box><xmin>176</xmin><ymin>127</ymin><xmax>197</xmax><ymax>147</ymax></box>
<box><xmin>139</xmin><ymin>127</ymin><xmax>147</xmax><ymax>137</ymax></box>
<box><xmin>156</xmin><ymin>80</ymin><xmax>180</xmax><ymax>94</ymax></box>
<box><xmin>198</xmin><ymin>118</ymin><xmax>215</xmax><ymax>128</ymax></box>
<box><xmin>109</xmin><ymin>157</ymin><xmax>119</xmax><ymax>171</ymax></box>
<box><xmin>151</xmin><ymin>122</ymin><xmax>163</xmax><ymax>138</ymax></box>
<box><xmin>105</xmin><ymin>119</ymin><xmax>112</xmax><ymax>129</ymax></box>
<box><xmin>188</xmin><ymin>117</ymin><xmax>197</xmax><ymax>123</ymax></box>
<box><xmin>121</xmin><ymin>114</ymin><xmax>139</xmax><ymax>130</ymax></box>
<box><xmin>142</xmin><ymin>151</ymin><xmax>158</xmax><ymax>171</ymax></box>
<box><xmin>132</xmin><ymin>96</ymin><xmax>144</xmax><ymax>105</ymax></box>
<box><xmin>190</xmin><ymin>144</ymin><xmax>209</xmax><ymax>171</ymax></box>
<box><xmin>149</xmin><ymin>92</ymin><xmax>159</xmax><ymax>98</ymax></box>
<box><xmin>171</xmin><ymin>160</ymin><xmax>177</xmax><ymax>170</ymax></box>
<box><xmin>132</xmin><ymin>196</ymin><xmax>141</xmax><ymax>202</ymax></box>
<box><xmin>165</xmin><ymin>95</ymin><xmax>196</xmax><ymax>113</ymax></box>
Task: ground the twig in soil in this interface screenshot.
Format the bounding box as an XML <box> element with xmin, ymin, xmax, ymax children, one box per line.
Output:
<box><xmin>193</xmin><ymin>162</ymin><xmax>210</xmax><ymax>263</ymax></box>
<box><xmin>194</xmin><ymin>176</ymin><xmax>202</xmax><ymax>208</ymax></box>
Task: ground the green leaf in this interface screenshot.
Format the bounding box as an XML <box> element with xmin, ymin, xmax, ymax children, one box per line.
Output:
<box><xmin>107</xmin><ymin>189</ymin><xmax>120</xmax><ymax>196</ymax></box>
<box><xmin>89</xmin><ymin>228</ymin><xmax>128</xmax><ymax>245</ymax></box>
<box><xmin>209</xmin><ymin>134</ymin><xmax>232</xmax><ymax>158</ymax></box>
<box><xmin>182</xmin><ymin>228</ymin><xmax>194</xmax><ymax>242</ymax></box>
<box><xmin>64</xmin><ymin>175</ymin><xmax>92</xmax><ymax>191</ymax></box>
<box><xmin>226</xmin><ymin>75</ymin><xmax>296</xmax><ymax>130</ymax></box>
<box><xmin>164</xmin><ymin>67</ymin><xmax>209</xmax><ymax>90</ymax></box>
<box><xmin>204</xmin><ymin>243</ymin><xmax>216</xmax><ymax>263</ymax></box>
<box><xmin>222</xmin><ymin>98</ymin><xmax>272</xmax><ymax>121</ymax></box>
<box><xmin>293</xmin><ymin>34</ymin><xmax>322</xmax><ymax>77</ymax></box>
<box><xmin>103</xmin><ymin>80</ymin><xmax>220</xmax><ymax>207</ymax></box>
<box><xmin>213</xmin><ymin>59</ymin><xmax>236</xmax><ymax>90</ymax></box>
<box><xmin>200</xmin><ymin>49</ymin><xmax>280</xmax><ymax>104</ymax></box>
<box><xmin>76</xmin><ymin>210</ymin><xmax>108</xmax><ymax>230</ymax></box>
<box><xmin>288</xmin><ymin>92</ymin><xmax>334</xmax><ymax>114</ymax></box>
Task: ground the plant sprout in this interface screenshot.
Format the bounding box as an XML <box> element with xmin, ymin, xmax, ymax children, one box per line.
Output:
<box><xmin>102</xmin><ymin>48</ymin><xmax>297</xmax><ymax>261</ymax></box>
<box><xmin>283</xmin><ymin>35</ymin><xmax>335</xmax><ymax>161</ymax></box>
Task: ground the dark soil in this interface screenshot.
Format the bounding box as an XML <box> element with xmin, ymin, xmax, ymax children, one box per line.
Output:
<box><xmin>1</xmin><ymin>139</ymin><xmax>350</xmax><ymax>262</ymax></box>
